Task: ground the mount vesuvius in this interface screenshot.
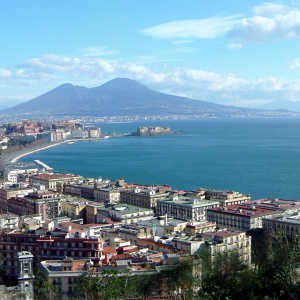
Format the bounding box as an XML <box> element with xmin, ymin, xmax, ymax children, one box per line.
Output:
<box><xmin>0</xmin><ymin>78</ymin><xmax>272</xmax><ymax>118</ymax></box>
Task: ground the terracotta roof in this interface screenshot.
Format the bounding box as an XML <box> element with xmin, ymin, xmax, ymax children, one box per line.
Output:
<box><xmin>207</xmin><ymin>204</ymin><xmax>277</xmax><ymax>217</ymax></box>
<box><xmin>102</xmin><ymin>218</ymin><xmax>113</xmax><ymax>224</ymax></box>
<box><xmin>61</xmin><ymin>222</ymin><xmax>83</xmax><ymax>230</ymax></box>
<box><xmin>102</xmin><ymin>247</ymin><xmax>117</xmax><ymax>255</ymax></box>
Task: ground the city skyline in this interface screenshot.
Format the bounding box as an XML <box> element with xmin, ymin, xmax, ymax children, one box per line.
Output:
<box><xmin>1</xmin><ymin>1</ymin><xmax>300</xmax><ymax>109</ymax></box>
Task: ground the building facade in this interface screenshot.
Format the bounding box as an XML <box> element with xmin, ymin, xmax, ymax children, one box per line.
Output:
<box><xmin>207</xmin><ymin>205</ymin><xmax>278</xmax><ymax>231</ymax></box>
<box><xmin>205</xmin><ymin>189</ymin><xmax>251</xmax><ymax>206</ymax></box>
<box><xmin>29</xmin><ymin>173</ymin><xmax>81</xmax><ymax>192</ymax></box>
<box><xmin>0</xmin><ymin>233</ymin><xmax>104</xmax><ymax>279</ymax></box>
<box><xmin>120</xmin><ymin>186</ymin><xmax>170</xmax><ymax>211</ymax></box>
<box><xmin>97</xmin><ymin>204</ymin><xmax>154</xmax><ymax>224</ymax></box>
<box><xmin>156</xmin><ymin>193</ymin><xmax>219</xmax><ymax>222</ymax></box>
<box><xmin>94</xmin><ymin>188</ymin><xmax>120</xmax><ymax>203</ymax></box>
<box><xmin>203</xmin><ymin>230</ymin><xmax>251</xmax><ymax>264</ymax></box>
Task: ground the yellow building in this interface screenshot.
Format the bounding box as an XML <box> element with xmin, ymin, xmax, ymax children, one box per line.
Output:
<box><xmin>61</xmin><ymin>199</ymin><xmax>87</xmax><ymax>220</ymax></box>
<box><xmin>85</xmin><ymin>202</ymin><xmax>104</xmax><ymax>224</ymax></box>
<box><xmin>94</xmin><ymin>188</ymin><xmax>120</xmax><ymax>203</ymax></box>
<box><xmin>184</xmin><ymin>221</ymin><xmax>217</xmax><ymax>236</ymax></box>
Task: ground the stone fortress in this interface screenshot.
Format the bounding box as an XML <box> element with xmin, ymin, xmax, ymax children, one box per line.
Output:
<box><xmin>132</xmin><ymin>126</ymin><xmax>173</xmax><ymax>136</ymax></box>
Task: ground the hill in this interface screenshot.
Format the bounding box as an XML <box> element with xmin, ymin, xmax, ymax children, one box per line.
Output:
<box><xmin>258</xmin><ymin>99</ymin><xmax>300</xmax><ymax>112</ymax></box>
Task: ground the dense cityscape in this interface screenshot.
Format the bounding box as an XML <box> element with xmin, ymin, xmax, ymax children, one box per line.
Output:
<box><xmin>0</xmin><ymin>119</ymin><xmax>298</xmax><ymax>299</ymax></box>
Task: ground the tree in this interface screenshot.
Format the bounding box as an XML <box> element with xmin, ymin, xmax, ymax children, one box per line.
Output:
<box><xmin>72</xmin><ymin>268</ymin><xmax>142</xmax><ymax>300</ymax></box>
<box><xmin>33</xmin><ymin>268</ymin><xmax>58</xmax><ymax>300</ymax></box>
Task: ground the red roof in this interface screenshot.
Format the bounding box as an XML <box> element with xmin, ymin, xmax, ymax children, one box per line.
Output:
<box><xmin>207</xmin><ymin>204</ymin><xmax>277</xmax><ymax>217</ymax></box>
<box><xmin>103</xmin><ymin>247</ymin><xmax>117</xmax><ymax>255</ymax></box>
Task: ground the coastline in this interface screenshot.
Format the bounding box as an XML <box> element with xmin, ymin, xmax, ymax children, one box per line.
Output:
<box><xmin>1</xmin><ymin>141</ymin><xmax>64</xmax><ymax>166</ymax></box>
<box><xmin>1</xmin><ymin>137</ymin><xmax>109</xmax><ymax>167</ymax></box>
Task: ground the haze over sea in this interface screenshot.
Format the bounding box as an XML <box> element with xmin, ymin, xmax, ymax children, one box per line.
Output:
<box><xmin>20</xmin><ymin>118</ymin><xmax>300</xmax><ymax>201</ymax></box>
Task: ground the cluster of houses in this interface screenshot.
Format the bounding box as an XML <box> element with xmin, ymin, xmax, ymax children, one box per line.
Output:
<box><xmin>0</xmin><ymin>120</ymin><xmax>101</xmax><ymax>149</ymax></box>
<box><xmin>0</xmin><ymin>165</ymin><xmax>300</xmax><ymax>298</ymax></box>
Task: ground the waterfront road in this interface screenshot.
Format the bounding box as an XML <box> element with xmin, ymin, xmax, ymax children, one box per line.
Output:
<box><xmin>0</xmin><ymin>141</ymin><xmax>63</xmax><ymax>171</ymax></box>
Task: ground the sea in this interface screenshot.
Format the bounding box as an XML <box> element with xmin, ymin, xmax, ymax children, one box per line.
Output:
<box><xmin>19</xmin><ymin>118</ymin><xmax>300</xmax><ymax>201</ymax></box>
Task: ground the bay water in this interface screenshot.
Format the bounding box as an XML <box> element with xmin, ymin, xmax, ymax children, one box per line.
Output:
<box><xmin>19</xmin><ymin>118</ymin><xmax>300</xmax><ymax>200</ymax></box>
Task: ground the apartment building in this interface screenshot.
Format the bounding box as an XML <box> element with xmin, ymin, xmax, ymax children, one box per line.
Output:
<box><xmin>0</xmin><ymin>232</ymin><xmax>104</xmax><ymax>279</ymax></box>
<box><xmin>52</xmin><ymin>120</ymin><xmax>75</xmax><ymax>129</ymax></box>
<box><xmin>118</xmin><ymin>224</ymin><xmax>153</xmax><ymax>246</ymax></box>
<box><xmin>5</xmin><ymin>168</ymin><xmax>38</xmax><ymax>183</ymax></box>
<box><xmin>242</xmin><ymin>198</ymin><xmax>300</xmax><ymax>213</ymax></box>
<box><xmin>0</xmin><ymin>185</ymin><xmax>34</xmax><ymax>212</ymax></box>
<box><xmin>61</xmin><ymin>199</ymin><xmax>87</xmax><ymax>221</ymax></box>
<box><xmin>172</xmin><ymin>235</ymin><xmax>205</xmax><ymax>255</ymax></box>
<box><xmin>137</xmin><ymin>237</ymin><xmax>175</xmax><ymax>254</ymax></box>
<box><xmin>6</xmin><ymin>197</ymin><xmax>35</xmax><ymax>216</ymax></box>
<box><xmin>120</xmin><ymin>186</ymin><xmax>171</xmax><ymax>211</ymax></box>
<box><xmin>97</xmin><ymin>204</ymin><xmax>154</xmax><ymax>224</ymax></box>
<box><xmin>205</xmin><ymin>189</ymin><xmax>251</xmax><ymax>206</ymax></box>
<box><xmin>29</xmin><ymin>173</ymin><xmax>82</xmax><ymax>192</ymax></box>
<box><xmin>184</xmin><ymin>220</ymin><xmax>217</xmax><ymax>236</ymax></box>
<box><xmin>85</xmin><ymin>202</ymin><xmax>104</xmax><ymax>224</ymax></box>
<box><xmin>24</xmin><ymin>190</ymin><xmax>62</xmax><ymax>221</ymax></box>
<box><xmin>5</xmin><ymin>190</ymin><xmax>62</xmax><ymax>221</ymax></box>
<box><xmin>156</xmin><ymin>192</ymin><xmax>219</xmax><ymax>222</ymax></box>
<box><xmin>263</xmin><ymin>211</ymin><xmax>300</xmax><ymax>239</ymax></box>
<box><xmin>207</xmin><ymin>205</ymin><xmax>278</xmax><ymax>231</ymax></box>
<box><xmin>0</xmin><ymin>213</ymin><xmax>19</xmax><ymax>230</ymax></box>
<box><xmin>94</xmin><ymin>187</ymin><xmax>120</xmax><ymax>203</ymax></box>
<box><xmin>64</xmin><ymin>183</ymin><xmax>95</xmax><ymax>199</ymax></box>
<box><xmin>202</xmin><ymin>230</ymin><xmax>252</xmax><ymax>264</ymax></box>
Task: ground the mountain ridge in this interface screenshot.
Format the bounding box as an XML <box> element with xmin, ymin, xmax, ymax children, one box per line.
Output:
<box><xmin>0</xmin><ymin>78</ymin><xmax>293</xmax><ymax>118</ymax></box>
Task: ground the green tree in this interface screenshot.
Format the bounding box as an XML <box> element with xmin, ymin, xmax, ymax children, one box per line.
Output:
<box><xmin>33</xmin><ymin>268</ymin><xmax>58</xmax><ymax>300</ymax></box>
<box><xmin>72</xmin><ymin>268</ymin><xmax>142</xmax><ymax>300</ymax></box>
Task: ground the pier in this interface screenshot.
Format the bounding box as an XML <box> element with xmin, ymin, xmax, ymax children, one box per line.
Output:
<box><xmin>33</xmin><ymin>160</ymin><xmax>53</xmax><ymax>171</ymax></box>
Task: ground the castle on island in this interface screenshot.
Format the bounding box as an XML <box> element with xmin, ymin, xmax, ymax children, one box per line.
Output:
<box><xmin>132</xmin><ymin>126</ymin><xmax>173</xmax><ymax>136</ymax></box>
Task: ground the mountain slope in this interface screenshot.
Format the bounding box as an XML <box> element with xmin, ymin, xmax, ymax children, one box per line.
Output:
<box><xmin>0</xmin><ymin>78</ymin><xmax>232</xmax><ymax>116</ymax></box>
<box><xmin>0</xmin><ymin>78</ymin><xmax>276</xmax><ymax>118</ymax></box>
<box><xmin>258</xmin><ymin>99</ymin><xmax>300</xmax><ymax>112</ymax></box>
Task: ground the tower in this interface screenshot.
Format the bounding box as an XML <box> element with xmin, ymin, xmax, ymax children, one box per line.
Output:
<box><xmin>16</xmin><ymin>251</ymin><xmax>35</xmax><ymax>300</ymax></box>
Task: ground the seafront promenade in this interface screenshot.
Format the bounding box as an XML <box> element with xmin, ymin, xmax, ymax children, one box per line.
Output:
<box><xmin>0</xmin><ymin>141</ymin><xmax>64</xmax><ymax>167</ymax></box>
<box><xmin>0</xmin><ymin>136</ymin><xmax>107</xmax><ymax>169</ymax></box>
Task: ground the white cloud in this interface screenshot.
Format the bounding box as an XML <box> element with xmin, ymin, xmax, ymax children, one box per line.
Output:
<box><xmin>0</xmin><ymin>68</ymin><xmax>13</xmax><ymax>79</ymax></box>
<box><xmin>140</xmin><ymin>4</ymin><xmax>300</xmax><ymax>45</ymax></box>
<box><xmin>140</xmin><ymin>15</ymin><xmax>242</xmax><ymax>39</ymax></box>
<box><xmin>290</xmin><ymin>58</ymin><xmax>300</xmax><ymax>69</ymax></box>
<box><xmin>227</xmin><ymin>43</ymin><xmax>243</xmax><ymax>49</ymax></box>
<box><xmin>3</xmin><ymin>53</ymin><xmax>300</xmax><ymax>108</ymax></box>
<box><xmin>172</xmin><ymin>40</ymin><xmax>192</xmax><ymax>44</ymax></box>
<box><xmin>252</xmin><ymin>2</ymin><xmax>289</xmax><ymax>16</ymax></box>
<box><xmin>79</xmin><ymin>46</ymin><xmax>118</xmax><ymax>57</ymax></box>
<box><xmin>228</xmin><ymin>8</ymin><xmax>300</xmax><ymax>43</ymax></box>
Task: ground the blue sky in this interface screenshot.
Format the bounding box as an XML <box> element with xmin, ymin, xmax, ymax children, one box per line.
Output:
<box><xmin>1</xmin><ymin>0</ymin><xmax>300</xmax><ymax>108</ymax></box>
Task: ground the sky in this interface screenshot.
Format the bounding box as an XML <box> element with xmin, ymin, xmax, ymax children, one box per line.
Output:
<box><xmin>1</xmin><ymin>0</ymin><xmax>300</xmax><ymax>109</ymax></box>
